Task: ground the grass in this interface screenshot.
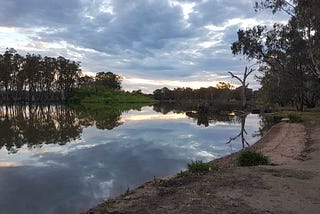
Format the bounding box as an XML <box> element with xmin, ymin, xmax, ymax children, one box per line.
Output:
<box><xmin>121</xmin><ymin>188</ymin><xmax>134</xmax><ymax>197</ymax></box>
<box><xmin>266</xmin><ymin>169</ymin><xmax>316</xmax><ymax>180</ymax></box>
<box><xmin>177</xmin><ymin>160</ymin><xmax>218</xmax><ymax>177</ymax></box>
<box><xmin>104</xmin><ymin>199</ymin><xmax>115</xmax><ymax>207</ymax></box>
<box><xmin>187</xmin><ymin>160</ymin><xmax>211</xmax><ymax>173</ymax></box>
<box><xmin>288</xmin><ymin>113</ymin><xmax>303</xmax><ymax>123</ymax></box>
<box><xmin>69</xmin><ymin>87</ymin><xmax>156</xmax><ymax>121</ymax></box>
<box><xmin>177</xmin><ymin>170</ymin><xmax>191</xmax><ymax>178</ymax></box>
<box><xmin>237</xmin><ymin>150</ymin><xmax>269</xmax><ymax>166</ymax></box>
<box><xmin>69</xmin><ymin>86</ymin><xmax>156</xmax><ymax>105</ymax></box>
<box><xmin>266</xmin><ymin>108</ymin><xmax>320</xmax><ymax>124</ymax></box>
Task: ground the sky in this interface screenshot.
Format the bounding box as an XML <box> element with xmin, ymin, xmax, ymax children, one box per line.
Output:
<box><xmin>0</xmin><ymin>0</ymin><xmax>289</xmax><ymax>93</ymax></box>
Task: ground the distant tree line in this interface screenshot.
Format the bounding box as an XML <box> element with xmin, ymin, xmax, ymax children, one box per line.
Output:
<box><xmin>0</xmin><ymin>49</ymin><xmax>122</xmax><ymax>103</ymax></box>
<box><xmin>153</xmin><ymin>82</ymin><xmax>253</xmax><ymax>104</ymax></box>
<box><xmin>232</xmin><ymin>0</ymin><xmax>320</xmax><ymax>111</ymax></box>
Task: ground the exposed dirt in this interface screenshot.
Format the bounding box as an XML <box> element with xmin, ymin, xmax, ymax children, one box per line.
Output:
<box><xmin>85</xmin><ymin>122</ymin><xmax>320</xmax><ymax>214</ymax></box>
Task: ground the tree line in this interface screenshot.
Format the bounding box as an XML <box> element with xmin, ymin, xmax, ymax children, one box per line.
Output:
<box><xmin>153</xmin><ymin>82</ymin><xmax>254</xmax><ymax>107</ymax></box>
<box><xmin>153</xmin><ymin>82</ymin><xmax>253</xmax><ymax>104</ymax></box>
<box><xmin>232</xmin><ymin>0</ymin><xmax>320</xmax><ymax>111</ymax></box>
<box><xmin>0</xmin><ymin>48</ymin><xmax>122</xmax><ymax>103</ymax></box>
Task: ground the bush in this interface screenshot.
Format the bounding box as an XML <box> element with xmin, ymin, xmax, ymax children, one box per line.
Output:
<box><xmin>187</xmin><ymin>160</ymin><xmax>214</xmax><ymax>173</ymax></box>
<box><xmin>177</xmin><ymin>170</ymin><xmax>191</xmax><ymax>178</ymax></box>
<box><xmin>288</xmin><ymin>113</ymin><xmax>303</xmax><ymax>123</ymax></box>
<box><xmin>237</xmin><ymin>150</ymin><xmax>269</xmax><ymax>166</ymax></box>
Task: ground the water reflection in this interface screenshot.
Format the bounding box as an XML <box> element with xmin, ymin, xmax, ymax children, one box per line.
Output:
<box><xmin>226</xmin><ymin>114</ymin><xmax>250</xmax><ymax>148</ymax></box>
<box><xmin>153</xmin><ymin>102</ymin><xmax>240</xmax><ymax>127</ymax></box>
<box><xmin>0</xmin><ymin>105</ymin><xmax>129</xmax><ymax>153</ymax></box>
<box><xmin>0</xmin><ymin>104</ymin><xmax>263</xmax><ymax>214</ymax></box>
<box><xmin>0</xmin><ymin>105</ymin><xmax>82</xmax><ymax>153</ymax></box>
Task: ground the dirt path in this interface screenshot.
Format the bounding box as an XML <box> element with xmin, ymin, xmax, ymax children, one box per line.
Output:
<box><xmin>86</xmin><ymin>122</ymin><xmax>320</xmax><ymax>214</ymax></box>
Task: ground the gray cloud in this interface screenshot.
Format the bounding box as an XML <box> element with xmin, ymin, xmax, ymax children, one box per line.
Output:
<box><xmin>0</xmin><ymin>0</ymin><xmax>82</xmax><ymax>27</ymax></box>
<box><xmin>0</xmin><ymin>0</ymin><xmax>290</xmax><ymax>91</ymax></box>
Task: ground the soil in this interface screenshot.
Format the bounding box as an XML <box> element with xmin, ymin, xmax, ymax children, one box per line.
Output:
<box><xmin>85</xmin><ymin>122</ymin><xmax>320</xmax><ymax>214</ymax></box>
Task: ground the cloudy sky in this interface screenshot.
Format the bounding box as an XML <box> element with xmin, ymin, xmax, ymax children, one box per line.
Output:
<box><xmin>0</xmin><ymin>0</ymin><xmax>289</xmax><ymax>93</ymax></box>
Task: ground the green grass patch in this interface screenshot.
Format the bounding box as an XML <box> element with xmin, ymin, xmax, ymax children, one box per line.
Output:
<box><xmin>266</xmin><ymin>169</ymin><xmax>316</xmax><ymax>180</ymax></box>
<box><xmin>187</xmin><ymin>160</ymin><xmax>217</xmax><ymax>174</ymax></box>
<box><xmin>269</xmin><ymin>107</ymin><xmax>320</xmax><ymax>123</ymax></box>
<box><xmin>69</xmin><ymin>86</ymin><xmax>156</xmax><ymax>105</ymax></box>
<box><xmin>237</xmin><ymin>150</ymin><xmax>269</xmax><ymax>166</ymax></box>
<box><xmin>177</xmin><ymin>161</ymin><xmax>218</xmax><ymax>177</ymax></box>
<box><xmin>68</xmin><ymin>87</ymin><xmax>156</xmax><ymax>123</ymax></box>
<box><xmin>188</xmin><ymin>160</ymin><xmax>210</xmax><ymax>173</ymax></box>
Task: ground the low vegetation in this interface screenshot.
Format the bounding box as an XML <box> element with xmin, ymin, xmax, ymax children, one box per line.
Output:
<box><xmin>187</xmin><ymin>160</ymin><xmax>216</xmax><ymax>174</ymax></box>
<box><xmin>121</xmin><ymin>188</ymin><xmax>134</xmax><ymax>197</ymax></box>
<box><xmin>288</xmin><ymin>113</ymin><xmax>303</xmax><ymax>123</ymax></box>
<box><xmin>237</xmin><ymin>150</ymin><xmax>269</xmax><ymax>166</ymax></box>
<box><xmin>69</xmin><ymin>86</ymin><xmax>155</xmax><ymax>107</ymax></box>
<box><xmin>266</xmin><ymin>169</ymin><xmax>316</xmax><ymax>180</ymax></box>
<box><xmin>177</xmin><ymin>160</ymin><xmax>218</xmax><ymax>177</ymax></box>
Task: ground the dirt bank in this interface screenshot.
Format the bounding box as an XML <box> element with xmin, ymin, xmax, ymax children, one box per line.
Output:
<box><xmin>85</xmin><ymin>122</ymin><xmax>320</xmax><ymax>214</ymax></box>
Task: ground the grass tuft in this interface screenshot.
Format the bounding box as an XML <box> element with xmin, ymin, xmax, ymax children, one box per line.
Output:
<box><xmin>187</xmin><ymin>160</ymin><xmax>217</xmax><ymax>174</ymax></box>
<box><xmin>177</xmin><ymin>170</ymin><xmax>191</xmax><ymax>178</ymax></box>
<box><xmin>237</xmin><ymin>150</ymin><xmax>269</xmax><ymax>166</ymax></box>
<box><xmin>121</xmin><ymin>188</ymin><xmax>133</xmax><ymax>197</ymax></box>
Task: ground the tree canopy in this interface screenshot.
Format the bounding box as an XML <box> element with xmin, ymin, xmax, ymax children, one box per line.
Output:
<box><xmin>231</xmin><ymin>0</ymin><xmax>320</xmax><ymax>110</ymax></box>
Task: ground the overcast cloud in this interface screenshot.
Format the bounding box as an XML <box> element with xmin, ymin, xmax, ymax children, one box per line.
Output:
<box><xmin>0</xmin><ymin>0</ymin><xmax>289</xmax><ymax>92</ymax></box>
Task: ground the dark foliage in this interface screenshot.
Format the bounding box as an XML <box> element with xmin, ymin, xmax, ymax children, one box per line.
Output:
<box><xmin>237</xmin><ymin>150</ymin><xmax>269</xmax><ymax>166</ymax></box>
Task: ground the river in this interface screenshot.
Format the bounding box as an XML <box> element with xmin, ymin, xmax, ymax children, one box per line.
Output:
<box><xmin>0</xmin><ymin>105</ymin><xmax>263</xmax><ymax>214</ymax></box>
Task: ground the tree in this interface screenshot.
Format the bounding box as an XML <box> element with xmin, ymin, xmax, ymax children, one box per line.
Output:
<box><xmin>255</xmin><ymin>0</ymin><xmax>320</xmax><ymax>78</ymax></box>
<box><xmin>56</xmin><ymin>56</ymin><xmax>81</xmax><ymax>101</ymax></box>
<box><xmin>78</xmin><ymin>75</ymin><xmax>95</xmax><ymax>88</ymax></box>
<box><xmin>0</xmin><ymin>49</ymin><xmax>82</xmax><ymax>103</ymax></box>
<box><xmin>231</xmin><ymin>0</ymin><xmax>320</xmax><ymax>110</ymax></box>
<box><xmin>95</xmin><ymin>72</ymin><xmax>122</xmax><ymax>90</ymax></box>
<box><xmin>0</xmin><ymin>49</ymin><xmax>16</xmax><ymax>100</ymax></box>
<box><xmin>228</xmin><ymin>67</ymin><xmax>254</xmax><ymax>109</ymax></box>
<box><xmin>23</xmin><ymin>53</ymin><xmax>42</xmax><ymax>102</ymax></box>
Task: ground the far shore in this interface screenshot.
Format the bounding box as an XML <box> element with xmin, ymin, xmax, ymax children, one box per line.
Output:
<box><xmin>85</xmin><ymin>119</ymin><xmax>320</xmax><ymax>214</ymax></box>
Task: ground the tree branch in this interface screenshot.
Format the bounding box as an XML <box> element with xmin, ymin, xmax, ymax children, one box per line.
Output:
<box><xmin>228</xmin><ymin>72</ymin><xmax>244</xmax><ymax>84</ymax></box>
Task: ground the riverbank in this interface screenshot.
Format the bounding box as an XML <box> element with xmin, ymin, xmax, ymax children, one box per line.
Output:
<box><xmin>85</xmin><ymin>121</ymin><xmax>320</xmax><ymax>213</ymax></box>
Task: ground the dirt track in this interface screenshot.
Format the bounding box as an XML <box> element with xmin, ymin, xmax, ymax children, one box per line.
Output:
<box><xmin>86</xmin><ymin>122</ymin><xmax>320</xmax><ymax>214</ymax></box>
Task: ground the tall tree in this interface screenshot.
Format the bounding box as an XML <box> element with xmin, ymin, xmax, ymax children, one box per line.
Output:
<box><xmin>0</xmin><ymin>49</ymin><xmax>16</xmax><ymax>99</ymax></box>
<box><xmin>232</xmin><ymin>0</ymin><xmax>320</xmax><ymax>110</ymax></box>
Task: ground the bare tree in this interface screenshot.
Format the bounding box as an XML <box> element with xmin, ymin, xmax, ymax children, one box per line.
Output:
<box><xmin>228</xmin><ymin>66</ymin><xmax>255</xmax><ymax>110</ymax></box>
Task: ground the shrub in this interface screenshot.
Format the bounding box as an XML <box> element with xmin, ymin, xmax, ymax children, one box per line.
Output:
<box><xmin>187</xmin><ymin>160</ymin><xmax>213</xmax><ymax>173</ymax></box>
<box><xmin>121</xmin><ymin>188</ymin><xmax>133</xmax><ymax>197</ymax></box>
<box><xmin>237</xmin><ymin>150</ymin><xmax>269</xmax><ymax>166</ymax></box>
<box><xmin>177</xmin><ymin>170</ymin><xmax>191</xmax><ymax>178</ymax></box>
<box><xmin>288</xmin><ymin>113</ymin><xmax>303</xmax><ymax>123</ymax></box>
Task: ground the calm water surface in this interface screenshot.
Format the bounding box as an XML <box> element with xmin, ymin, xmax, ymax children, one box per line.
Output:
<box><xmin>0</xmin><ymin>105</ymin><xmax>262</xmax><ymax>214</ymax></box>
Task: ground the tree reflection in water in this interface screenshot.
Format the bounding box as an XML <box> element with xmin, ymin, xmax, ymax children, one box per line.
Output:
<box><xmin>0</xmin><ymin>103</ymin><xmax>259</xmax><ymax>153</ymax></box>
<box><xmin>0</xmin><ymin>105</ymin><xmax>126</xmax><ymax>153</ymax></box>
<box><xmin>226</xmin><ymin>114</ymin><xmax>250</xmax><ymax>148</ymax></box>
<box><xmin>153</xmin><ymin>102</ymin><xmax>240</xmax><ymax>126</ymax></box>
